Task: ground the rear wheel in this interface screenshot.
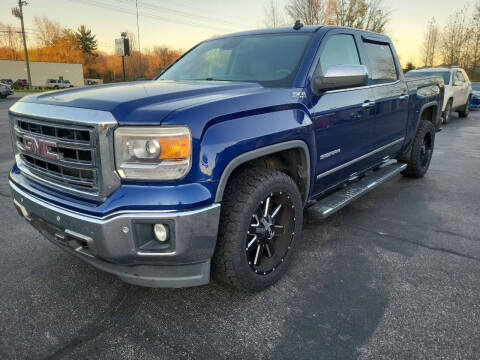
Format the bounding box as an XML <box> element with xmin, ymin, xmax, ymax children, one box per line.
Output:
<box><xmin>458</xmin><ymin>96</ymin><xmax>471</xmax><ymax>118</ymax></box>
<box><xmin>401</xmin><ymin>121</ymin><xmax>435</xmax><ymax>178</ymax></box>
<box><xmin>443</xmin><ymin>99</ymin><xmax>453</xmax><ymax>124</ymax></box>
<box><xmin>213</xmin><ymin>167</ymin><xmax>303</xmax><ymax>292</ymax></box>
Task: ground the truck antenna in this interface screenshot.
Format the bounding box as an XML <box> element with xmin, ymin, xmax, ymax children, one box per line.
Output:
<box><xmin>293</xmin><ymin>20</ymin><xmax>304</xmax><ymax>30</ymax></box>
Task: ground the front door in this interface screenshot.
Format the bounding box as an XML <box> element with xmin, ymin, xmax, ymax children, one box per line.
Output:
<box><xmin>452</xmin><ymin>70</ymin><xmax>469</xmax><ymax>108</ymax></box>
<box><xmin>310</xmin><ymin>31</ymin><xmax>376</xmax><ymax>196</ymax></box>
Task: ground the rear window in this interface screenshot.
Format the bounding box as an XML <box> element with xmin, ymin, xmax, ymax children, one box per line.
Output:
<box><xmin>363</xmin><ymin>41</ymin><xmax>398</xmax><ymax>84</ymax></box>
<box><xmin>406</xmin><ymin>71</ymin><xmax>450</xmax><ymax>85</ymax></box>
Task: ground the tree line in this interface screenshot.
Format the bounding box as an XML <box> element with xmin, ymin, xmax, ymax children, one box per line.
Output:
<box><xmin>0</xmin><ymin>16</ymin><xmax>182</xmax><ymax>83</ymax></box>
<box><xmin>421</xmin><ymin>2</ymin><xmax>480</xmax><ymax>79</ymax></box>
<box><xmin>265</xmin><ymin>0</ymin><xmax>390</xmax><ymax>33</ymax></box>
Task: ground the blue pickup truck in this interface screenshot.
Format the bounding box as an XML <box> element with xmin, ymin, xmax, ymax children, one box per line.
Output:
<box><xmin>8</xmin><ymin>24</ymin><xmax>444</xmax><ymax>291</ymax></box>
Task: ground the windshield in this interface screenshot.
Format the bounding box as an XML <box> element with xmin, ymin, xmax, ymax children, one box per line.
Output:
<box><xmin>472</xmin><ymin>82</ymin><xmax>480</xmax><ymax>91</ymax></box>
<box><xmin>406</xmin><ymin>71</ymin><xmax>451</xmax><ymax>85</ymax></box>
<box><xmin>158</xmin><ymin>33</ymin><xmax>312</xmax><ymax>87</ymax></box>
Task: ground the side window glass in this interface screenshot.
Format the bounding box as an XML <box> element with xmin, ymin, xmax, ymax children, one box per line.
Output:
<box><xmin>319</xmin><ymin>34</ymin><xmax>360</xmax><ymax>74</ymax></box>
<box><xmin>363</xmin><ymin>41</ymin><xmax>398</xmax><ymax>84</ymax></box>
<box><xmin>455</xmin><ymin>71</ymin><xmax>465</xmax><ymax>83</ymax></box>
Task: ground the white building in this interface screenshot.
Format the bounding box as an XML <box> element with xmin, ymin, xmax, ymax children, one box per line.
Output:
<box><xmin>0</xmin><ymin>59</ymin><xmax>84</xmax><ymax>87</ymax></box>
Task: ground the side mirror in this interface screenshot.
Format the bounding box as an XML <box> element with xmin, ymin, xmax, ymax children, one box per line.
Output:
<box><xmin>311</xmin><ymin>64</ymin><xmax>369</xmax><ymax>95</ymax></box>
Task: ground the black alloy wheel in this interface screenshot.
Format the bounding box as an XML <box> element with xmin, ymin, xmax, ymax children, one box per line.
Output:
<box><xmin>213</xmin><ymin>167</ymin><xmax>303</xmax><ymax>292</ymax></box>
<box><xmin>246</xmin><ymin>191</ymin><xmax>296</xmax><ymax>275</ymax></box>
<box><xmin>420</xmin><ymin>131</ymin><xmax>433</xmax><ymax>168</ymax></box>
<box><xmin>401</xmin><ymin>120</ymin><xmax>435</xmax><ymax>178</ymax></box>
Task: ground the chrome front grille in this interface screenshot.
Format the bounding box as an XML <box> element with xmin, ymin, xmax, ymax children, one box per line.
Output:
<box><xmin>9</xmin><ymin>101</ymin><xmax>121</xmax><ymax>200</ymax></box>
<box><xmin>14</xmin><ymin>117</ymin><xmax>99</xmax><ymax>191</ymax></box>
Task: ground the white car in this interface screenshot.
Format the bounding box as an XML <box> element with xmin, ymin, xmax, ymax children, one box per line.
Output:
<box><xmin>45</xmin><ymin>79</ymin><xmax>74</xmax><ymax>89</ymax></box>
<box><xmin>406</xmin><ymin>67</ymin><xmax>472</xmax><ymax>124</ymax></box>
<box><xmin>0</xmin><ymin>82</ymin><xmax>14</xmax><ymax>98</ymax></box>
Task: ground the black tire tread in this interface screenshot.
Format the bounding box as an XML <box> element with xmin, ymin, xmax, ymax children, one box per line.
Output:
<box><xmin>212</xmin><ymin>167</ymin><xmax>302</xmax><ymax>291</ymax></box>
<box><xmin>458</xmin><ymin>96</ymin><xmax>471</xmax><ymax>118</ymax></box>
<box><xmin>443</xmin><ymin>99</ymin><xmax>453</xmax><ymax>124</ymax></box>
<box><xmin>401</xmin><ymin>120</ymin><xmax>435</xmax><ymax>178</ymax></box>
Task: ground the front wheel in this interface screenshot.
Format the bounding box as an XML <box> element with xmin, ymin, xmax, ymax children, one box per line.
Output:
<box><xmin>443</xmin><ymin>99</ymin><xmax>453</xmax><ymax>124</ymax></box>
<box><xmin>458</xmin><ymin>96</ymin><xmax>471</xmax><ymax>118</ymax></box>
<box><xmin>401</xmin><ymin>121</ymin><xmax>435</xmax><ymax>178</ymax></box>
<box><xmin>213</xmin><ymin>168</ymin><xmax>303</xmax><ymax>292</ymax></box>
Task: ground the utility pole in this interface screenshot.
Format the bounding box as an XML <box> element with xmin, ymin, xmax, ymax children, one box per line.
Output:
<box><xmin>12</xmin><ymin>0</ymin><xmax>32</xmax><ymax>90</ymax></box>
<box><xmin>135</xmin><ymin>0</ymin><xmax>141</xmax><ymax>54</ymax></box>
<box><xmin>121</xmin><ymin>32</ymin><xmax>126</xmax><ymax>81</ymax></box>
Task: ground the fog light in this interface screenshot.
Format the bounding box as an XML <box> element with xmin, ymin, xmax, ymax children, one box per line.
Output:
<box><xmin>153</xmin><ymin>224</ymin><xmax>168</xmax><ymax>242</ymax></box>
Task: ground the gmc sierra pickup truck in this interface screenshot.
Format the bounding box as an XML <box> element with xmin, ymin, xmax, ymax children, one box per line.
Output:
<box><xmin>9</xmin><ymin>24</ymin><xmax>444</xmax><ymax>291</ymax></box>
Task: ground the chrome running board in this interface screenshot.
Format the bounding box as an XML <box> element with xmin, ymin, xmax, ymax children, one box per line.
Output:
<box><xmin>309</xmin><ymin>162</ymin><xmax>407</xmax><ymax>219</ymax></box>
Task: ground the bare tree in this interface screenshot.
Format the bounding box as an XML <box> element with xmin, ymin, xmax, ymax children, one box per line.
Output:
<box><xmin>361</xmin><ymin>0</ymin><xmax>389</xmax><ymax>33</ymax></box>
<box><xmin>285</xmin><ymin>0</ymin><xmax>326</xmax><ymax>25</ymax></box>
<box><xmin>325</xmin><ymin>0</ymin><xmax>368</xmax><ymax>28</ymax></box>
<box><xmin>440</xmin><ymin>8</ymin><xmax>469</xmax><ymax>66</ymax></box>
<box><xmin>0</xmin><ymin>22</ymin><xmax>23</xmax><ymax>59</ymax></box>
<box><xmin>468</xmin><ymin>3</ymin><xmax>480</xmax><ymax>71</ymax></box>
<box><xmin>33</xmin><ymin>16</ymin><xmax>62</xmax><ymax>47</ymax></box>
<box><xmin>264</xmin><ymin>0</ymin><xmax>284</xmax><ymax>27</ymax></box>
<box><xmin>421</xmin><ymin>17</ymin><xmax>439</xmax><ymax>67</ymax></box>
<box><xmin>285</xmin><ymin>0</ymin><xmax>389</xmax><ymax>32</ymax></box>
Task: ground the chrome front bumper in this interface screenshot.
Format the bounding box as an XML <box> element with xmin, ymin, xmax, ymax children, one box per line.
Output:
<box><xmin>10</xmin><ymin>180</ymin><xmax>221</xmax><ymax>288</ymax></box>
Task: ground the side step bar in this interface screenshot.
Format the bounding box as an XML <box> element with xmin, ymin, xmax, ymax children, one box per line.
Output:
<box><xmin>309</xmin><ymin>162</ymin><xmax>407</xmax><ymax>219</ymax></box>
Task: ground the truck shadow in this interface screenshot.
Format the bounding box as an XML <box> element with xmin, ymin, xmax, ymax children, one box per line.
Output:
<box><xmin>37</xmin><ymin>175</ymin><xmax>446</xmax><ymax>359</ymax></box>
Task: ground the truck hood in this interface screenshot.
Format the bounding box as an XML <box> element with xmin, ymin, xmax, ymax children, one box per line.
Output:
<box><xmin>19</xmin><ymin>80</ymin><xmax>267</xmax><ymax>124</ymax></box>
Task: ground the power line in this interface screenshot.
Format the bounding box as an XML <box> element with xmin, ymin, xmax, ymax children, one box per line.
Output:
<box><xmin>151</xmin><ymin>0</ymin><xmax>253</xmax><ymax>25</ymax></box>
<box><xmin>65</xmin><ymin>0</ymin><xmax>246</xmax><ymax>33</ymax></box>
<box><xmin>118</xmin><ymin>0</ymin><xmax>253</xmax><ymax>29</ymax></box>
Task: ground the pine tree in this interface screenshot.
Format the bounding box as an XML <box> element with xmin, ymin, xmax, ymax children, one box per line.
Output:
<box><xmin>75</xmin><ymin>25</ymin><xmax>97</xmax><ymax>56</ymax></box>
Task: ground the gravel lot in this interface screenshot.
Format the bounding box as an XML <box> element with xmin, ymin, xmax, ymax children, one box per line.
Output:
<box><xmin>1</xmin><ymin>93</ymin><xmax>479</xmax><ymax>359</ymax></box>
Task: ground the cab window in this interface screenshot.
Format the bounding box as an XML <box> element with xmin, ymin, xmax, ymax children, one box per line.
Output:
<box><xmin>319</xmin><ymin>34</ymin><xmax>360</xmax><ymax>74</ymax></box>
<box><xmin>363</xmin><ymin>41</ymin><xmax>398</xmax><ymax>84</ymax></box>
<box><xmin>455</xmin><ymin>71</ymin><xmax>466</xmax><ymax>84</ymax></box>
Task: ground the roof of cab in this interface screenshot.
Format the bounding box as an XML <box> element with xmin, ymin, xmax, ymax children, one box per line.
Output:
<box><xmin>214</xmin><ymin>25</ymin><xmax>322</xmax><ymax>39</ymax></box>
<box><xmin>408</xmin><ymin>67</ymin><xmax>454</xmax><ymax>72</ymax></box>
<box><xmin>213</xmin><ymin>25</ymin><xmax>391</xmax><ymax>42</ymax></box>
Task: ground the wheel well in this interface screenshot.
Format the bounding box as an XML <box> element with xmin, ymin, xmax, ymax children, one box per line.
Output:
<box><xmin>216</xmin><ymin>145</ymin><xmax>310</xmax><ymax>204</ymax></box>
<box><xmin>421</xmin><ymin>105</ymin><xmax>436</xmax><ymax>124</ymax></box>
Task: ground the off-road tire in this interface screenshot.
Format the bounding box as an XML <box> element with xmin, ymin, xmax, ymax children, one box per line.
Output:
<box><xmin>443</xmin><ymin>99</ymin><xmax>453</xmax><ymax>124</ymax></box>
<box><xmin>458</xmin><ymin>96</ymin><xmax>471</xmax><ymax>118</ymax></box>
<box><xmin>212</xmin><ymin>167</ymin><xmax>303</xmax><ymax>292</ymax></box>
<box><xmin>401</xmin><ymin>121</ymin><xmax>435</xmax><ymax>178</ymax></box>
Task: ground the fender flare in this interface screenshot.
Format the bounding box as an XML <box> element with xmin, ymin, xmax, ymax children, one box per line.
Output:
<box><xmin>417</xmin><ymin>101</ymin><xmax>440</xmax><ymax>131</ymax></box>
<box><xmin>399</xmin><ymin>101</ymin><xmax>439</xmax><ymax>161</ymax></box>
<box><xmin>214</xmin><ymin>140</ymin><xmax>311</xmax><ymax>204</ymax></box>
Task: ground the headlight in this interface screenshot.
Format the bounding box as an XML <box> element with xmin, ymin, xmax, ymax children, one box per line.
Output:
<box><xmin>114</xmin><ymin>126</ymin><xmax>191</xmax><ymax>180</ymax></box>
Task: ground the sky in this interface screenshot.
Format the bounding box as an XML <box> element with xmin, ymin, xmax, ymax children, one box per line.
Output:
<box><xmin>0</xmin><ymin>0</ymin><xmax>475</xmax><ymax>66</ymax></box>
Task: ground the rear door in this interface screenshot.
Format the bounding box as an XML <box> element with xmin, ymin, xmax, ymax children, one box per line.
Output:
<box><xmin>362</xmin><ymin>38</ymin><xmax>409</xmax><ymax>150</ymax></box>
<box><xmin>310</xmin><ymin>30</ymin><xmax>376</xmax><ymax>195</ymax></box>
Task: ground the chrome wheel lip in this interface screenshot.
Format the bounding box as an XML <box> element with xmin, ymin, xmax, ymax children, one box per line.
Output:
<box><xmin>245</xmin><ymin>191</ymin><xmax>296</xmax><ymax>276</ymax></box>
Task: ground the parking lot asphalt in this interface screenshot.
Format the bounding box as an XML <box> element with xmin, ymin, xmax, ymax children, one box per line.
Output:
<box><xmin>0</xmin><ymin>93</ymin><xmax>479</xmax><ymax>359</ymax></box>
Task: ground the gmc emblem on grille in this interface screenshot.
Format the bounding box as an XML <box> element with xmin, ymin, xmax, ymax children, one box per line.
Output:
<box><xmin>22</xmin><ymin>135</ymin><xmax>61</xmax><ymax>160</ymax></box>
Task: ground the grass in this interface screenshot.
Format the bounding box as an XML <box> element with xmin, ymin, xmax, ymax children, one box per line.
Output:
<box><xmin>14</xmin><ymin>88</ymin><xmax>50</xmax><ymax>93</ymax></box>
